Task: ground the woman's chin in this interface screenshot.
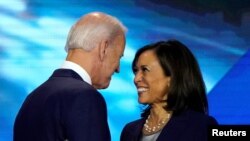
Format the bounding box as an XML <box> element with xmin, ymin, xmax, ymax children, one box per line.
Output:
<box><xmin>138</xmin><ymin>99</ymin><xmax>148</xmax><ymax>104</ymax></box>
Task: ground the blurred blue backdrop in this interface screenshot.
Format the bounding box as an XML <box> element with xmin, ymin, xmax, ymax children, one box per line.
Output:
<box><xmin>0</xmin><ymin>0</ymin><xmax>250</xmax><ymax>141</ymax></box>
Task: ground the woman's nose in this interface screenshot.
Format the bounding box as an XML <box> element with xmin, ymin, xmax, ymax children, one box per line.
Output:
<box><xmin>115</xmin><ymin>65</ymin><xmax>120</xmax><ymax>73</ymax></box>
<box><xmin>134</xmin><ymin>72</ymin><xmax>142</xmax><ymax>84</ymax></box>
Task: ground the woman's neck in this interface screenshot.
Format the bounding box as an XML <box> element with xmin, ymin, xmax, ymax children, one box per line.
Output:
<box><xmin>142</xmin><ymin>104</ymin><xmax>172</xmax><ymax>135</ymax></box>
<box><xmin>149</xmin><ymin>104</ymin><xmax>171</xmax><ymax>124</ymax></box>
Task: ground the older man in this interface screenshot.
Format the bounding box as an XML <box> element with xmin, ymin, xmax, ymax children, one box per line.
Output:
<box><xmin>14</xmin><ymin>12</ymin><xmax>127</xmax><ymax>141</ymax></box>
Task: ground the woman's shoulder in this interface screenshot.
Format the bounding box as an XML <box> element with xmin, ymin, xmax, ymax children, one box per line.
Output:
<box><xmin>121</xmin><ymin>118</ymin><xmax>145</xmax><ymax>140</ymax></box>
<box><xmin>184</xmin><ymin>110</ymin><xmax>218</xmax><ymax>125</ymax></box>
<box><xmin>123</xmin><ymin>118</ymin><xmax>145</xmax><ymax>129</ymax></box>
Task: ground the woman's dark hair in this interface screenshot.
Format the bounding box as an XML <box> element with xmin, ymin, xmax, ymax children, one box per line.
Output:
<box><xmin>132</xmin><ymin>39</ymin><xmax>208</xmax><ymax>117</ymax></box>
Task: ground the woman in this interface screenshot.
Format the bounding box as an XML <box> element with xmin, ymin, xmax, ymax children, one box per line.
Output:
<box><xmin>120</xmin><ymin>39</ymin><xmax>218</xmax><ymax>141</ymax></box>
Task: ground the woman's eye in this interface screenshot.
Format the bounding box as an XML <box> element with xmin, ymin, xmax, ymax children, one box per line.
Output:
<box><xmin>142</xmin><ymin>67</ymin><xmax>149</xmax><ymax>72</ymax></box>
<box><xmin>133</xmin><ymin>68</ymin><xmax>138</xmax><ymax>74</ymax></box>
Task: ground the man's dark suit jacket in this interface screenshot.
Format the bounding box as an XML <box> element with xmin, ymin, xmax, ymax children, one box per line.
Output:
<box><xmin>121</xmin><ymin>110</ymin><xmax>218</xmax><ymax>141</ymax></box>
<box><xmin>14</xmin><ymin>69</ymin><xmax>110</xmax><ymax>141</ymax></box>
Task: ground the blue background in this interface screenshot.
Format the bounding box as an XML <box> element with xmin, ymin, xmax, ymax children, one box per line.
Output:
<box><xmin>0</xmin><ymin>0</ymin><xmax>250</xmax><ymax>141</ymax></box>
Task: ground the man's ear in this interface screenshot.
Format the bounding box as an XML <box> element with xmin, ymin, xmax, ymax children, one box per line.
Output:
<box><xmin>99</xmin><ymin>40</ymin><xmax>109</xmax><ymax>61</ymax></box>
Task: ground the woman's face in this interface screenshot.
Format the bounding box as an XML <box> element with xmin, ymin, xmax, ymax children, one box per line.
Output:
<box><xmin>134</xmin><ymin>50</ymin><xmax>171</xmax><ymax>105</ymax></box>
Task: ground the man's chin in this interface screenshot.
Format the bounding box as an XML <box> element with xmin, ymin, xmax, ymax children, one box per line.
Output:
<box><xmin>97</xmin><ymin>81</ymin><xmax>110</xmax><ymax>89</ymax></box>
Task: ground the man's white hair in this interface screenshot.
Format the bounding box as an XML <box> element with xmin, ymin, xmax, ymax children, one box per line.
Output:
<box><xmin>65</xmin><ymin>12</ymin><xmax>127</xmax><ymax>52</ymax></box>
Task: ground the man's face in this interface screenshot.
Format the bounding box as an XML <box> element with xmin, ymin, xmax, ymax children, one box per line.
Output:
<box><xmin>97</xmin><ymin>34</ymin><xmax>125</xmax><ymax>89</ymax></box>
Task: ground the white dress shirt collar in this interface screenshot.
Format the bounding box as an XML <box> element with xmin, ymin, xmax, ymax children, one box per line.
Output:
<box><xmin>61</xmin><ymin>61</ymin><xmax>92</xmax><ymax>85</ymax></box>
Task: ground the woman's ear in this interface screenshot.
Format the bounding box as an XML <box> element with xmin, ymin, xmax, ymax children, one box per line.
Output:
<box><xmin>99</xmin><ymin>40</ymin><xmax>109</xmax><ymax>61</ymax></box>
<box><xmin>167</xmin><ymin>77</ymin><xmax>171</xmax><ymax>87</ymax></box>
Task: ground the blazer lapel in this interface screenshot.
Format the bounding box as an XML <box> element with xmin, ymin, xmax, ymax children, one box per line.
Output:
<box><xmin>157</xmin><ymin>112</ymin><xmax>189</xmax><ymax>141</ymax></box>
<box><xmin>133</xmin><ymin>119</ymin><xmax>145</xmax><ymax>141</ymax></box>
